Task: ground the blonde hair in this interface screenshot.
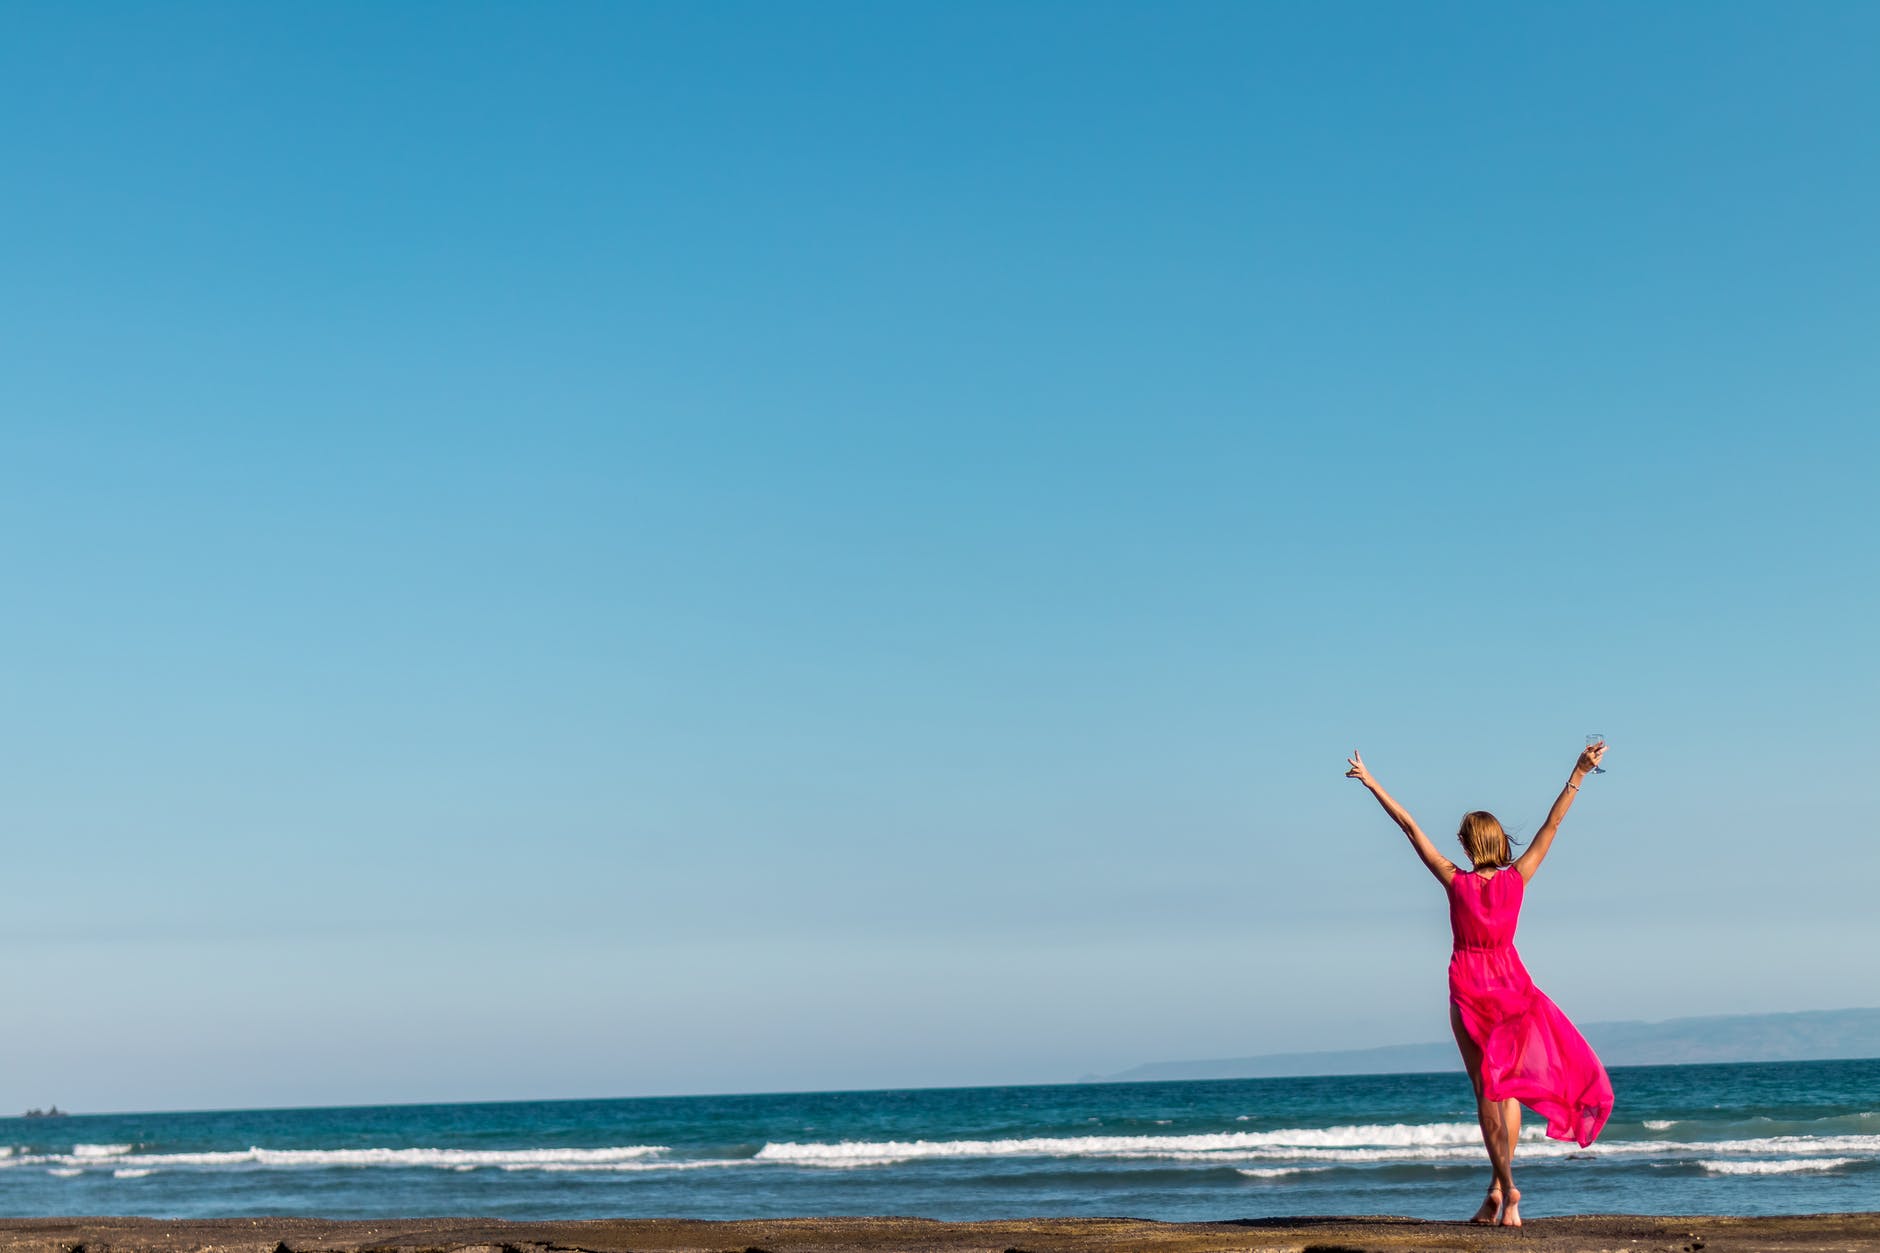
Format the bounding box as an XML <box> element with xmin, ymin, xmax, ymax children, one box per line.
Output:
<box><xmin>1457</xmin><ymin>811</ymin><xmax>1516</xmax><ymax>869</ymax></box>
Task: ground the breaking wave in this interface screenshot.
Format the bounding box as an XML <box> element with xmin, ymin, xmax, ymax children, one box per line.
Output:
<box><xmin>1236</xmin><ymin>1166</ymin><xmax>1333</xmax><ymax>1178</ymax></box>
<box><xmin>1700</xmin><ymin>1157</ymin><xmax>1859</xmax><ymax>1175</ymax></box>
<box><xmin>752</xmin><ymin>1127</ymin><xmax>1880</xmax><ymax>1170</ymax></box>
<box><xmin>71</xmin><ymin>1144</ymin><xmax>135</xmax><ymax>1158</ymax></box>
<box><xmin>4</xmin><ymin>1126</ymin><xmax>1874</xmax><ymax>1180</ymax></box>
<box><xmin>756</xmin><ymin>1122</ymin><xmax>1529</xmax><ymax>1167</ymax></box>
<box><xmin>2</xmin><ymin>1145</ymin><xmax>672</xmax><ymax>1171</ymax></box>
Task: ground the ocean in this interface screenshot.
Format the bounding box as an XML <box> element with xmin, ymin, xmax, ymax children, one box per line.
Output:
<box><xmin>1</xmin><ymin>1058</ymin><xmax>1873</xmax><ymax>1220</ymax></box>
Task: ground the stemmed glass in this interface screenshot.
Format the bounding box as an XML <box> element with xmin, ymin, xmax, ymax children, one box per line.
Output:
<box><xmin>1585</xmin><ymin>734</ymin><xmax>1607</xmax><ymax>774</ymax></box>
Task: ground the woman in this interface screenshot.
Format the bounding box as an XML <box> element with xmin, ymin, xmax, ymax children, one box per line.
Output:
<box><xmin>1345</xmin><ymin>743</ymin><xmax>1614</xmax><ymax>1227</ymax></box>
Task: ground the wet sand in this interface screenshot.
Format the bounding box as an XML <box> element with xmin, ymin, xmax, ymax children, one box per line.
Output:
<box><xmin>1</xmin><ymin>1214</ymin><xmax>1876</xmax><ymax>1253</ymax></box>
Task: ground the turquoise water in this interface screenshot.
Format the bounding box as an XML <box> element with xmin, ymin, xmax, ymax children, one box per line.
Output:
<box><xmin>0</xmin><ymin>1059</ymin><xmax>1874</xmax><ymax>1220</ymax></box>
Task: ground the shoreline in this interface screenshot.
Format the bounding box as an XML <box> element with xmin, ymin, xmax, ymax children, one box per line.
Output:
<box><xmin>1</xmin><ymin>1215</ymin><xmax>1876</xmax><ymax>1253</ymax></box>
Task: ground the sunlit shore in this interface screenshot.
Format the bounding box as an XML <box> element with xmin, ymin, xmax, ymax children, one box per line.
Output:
<box><xmin>4</xmin><ymin>1214</ymin><xmax>1878</xmax><ymax>1253</ymax></box>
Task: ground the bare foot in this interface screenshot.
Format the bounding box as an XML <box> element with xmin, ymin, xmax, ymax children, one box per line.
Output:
<box><xmin>1468</xmin><ymin>1188</ymin><xmax>1501</xmax><ymax>1224</ymax></box>
<box><xmin>1498</xmin><ymin>1187</ymin><xmax>1522</xmax><ymax>1227</ymax></box>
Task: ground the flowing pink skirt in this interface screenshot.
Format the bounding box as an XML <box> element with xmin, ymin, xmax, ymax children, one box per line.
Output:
<box><xmin>1450</xmin><ymin>946</ymin><xmax>1614</xmax><ymax>1147</ymax></box>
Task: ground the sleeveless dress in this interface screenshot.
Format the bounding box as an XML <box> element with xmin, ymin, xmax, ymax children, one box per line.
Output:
<box><xmin>1448</xmin><ymin>867</ymin><xmax>1614</xmax><ymax>1147</ymax></box>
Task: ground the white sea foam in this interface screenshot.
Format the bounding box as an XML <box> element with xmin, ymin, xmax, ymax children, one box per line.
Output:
<box><xmin>755</xmin><ymin>1123</ymin><xmax>1542</xmax><ymax>1167</ymax></box>
<box><xmin>4</xmin><ymin>1125</ymin><xmax>1875</xmax><ymax>1180</ymax></box>
<box><xmin>71</xmin><ymin>1144</ymin><xmax>134</xmax><ymax>1158</ymax></box>
<box><xmin>753</xmin><ymin>1127</ymin><xmax>1880</xmax><ymax>1170</ymax></box>
<box><xmin>180</xmin><ymin>1145</ymin><xmax>668</xmax><ymax>1169</ymax></box>
<box><xmin>113</xmin><ymin>1168</ymin><xmax>153</xmax><ymax>1179</ymax></box>
<box><xmin>1643</xmin><ymin>1120</ymin><xmax>1677</xmax><ymax>1130</ymax></box>
<box><xmin>0</xmin><ymin>1145</ymin><xmax>672</xmax><ymax>1172</ymax></box>
<box><xmin>1665</xmin><ymin>1134</ymin><xmax>1880</xmax><ymax>1157</ymax></box>
<box><xmin>1701</xmin><ymin>1157</ymin><xmax>1858</xmax><ymax>1175</ymax></box>
<box><xmin>1236</xmin><ymin>1166</ymin><xmax>1331</xmax><ymax>1178</ymax></box>
<box><xmin>507</xmin><ymin>1159</ymin><xmax>745</xmax><ymax>1173</ymax></box>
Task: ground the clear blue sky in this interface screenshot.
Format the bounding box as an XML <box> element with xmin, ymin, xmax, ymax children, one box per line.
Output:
<box><xmin>2</xmin><ymin>2</ymin><xmax>1875</xmax><ymax>1113</ymax></box>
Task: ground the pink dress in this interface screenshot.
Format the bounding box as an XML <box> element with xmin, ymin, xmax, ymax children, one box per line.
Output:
<box><xmin>1448</xmin><ymin>867</ymin><xmax>1614</xmax><ymax>1147</ymax></box>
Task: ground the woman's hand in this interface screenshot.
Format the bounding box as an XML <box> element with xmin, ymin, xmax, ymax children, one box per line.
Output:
<box><xmin>1576</xmin><ymin>740</ymin><xmax>1607</xmax><ymax>774</ymax></box>
<box><xmin>1345</xmin><ymin>749</ymin><xmax>1374</xmax><ymax>786</ymax></box>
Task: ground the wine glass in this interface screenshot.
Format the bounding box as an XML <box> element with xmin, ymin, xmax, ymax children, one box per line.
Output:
<box><xmin>1585</xmin><ymin>734</ymin><xmax>1607</xmax><ymax>774</ymax></box>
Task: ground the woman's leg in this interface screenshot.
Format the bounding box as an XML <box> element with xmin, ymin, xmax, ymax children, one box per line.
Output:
<box><xmin>1450</xmin><ymin>1005</ymin><xmax>1512</xmax><ymax>1223</ymax></box>
<box><xmin>1498</xmin><ymin>1098</ymin><xmax>1522</xmax><ymax>1226</ymax></box>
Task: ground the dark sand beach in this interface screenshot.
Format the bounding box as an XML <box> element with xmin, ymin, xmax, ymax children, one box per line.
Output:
<box><xmin>3</xmin><ymin>1215</ymin><xmax>1876</xmax><ymax>1253</ymax></box>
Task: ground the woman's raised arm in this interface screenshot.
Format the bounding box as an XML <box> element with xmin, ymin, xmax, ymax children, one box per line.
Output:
<box><xmin>1512</xmin><ymin>740</ymin><xmax>1607</xmax><ymax>882</ymax></box>
<box><xmin>1346</xmin><ymin>750</ymin><xmax>1457</xmax><ymax>885</ymax></box>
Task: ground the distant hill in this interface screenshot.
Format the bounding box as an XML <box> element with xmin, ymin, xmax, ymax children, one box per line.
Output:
<box><xmin>1094</xmin><ymin>1008</ymin><xmax>1880</xmax><ymax>1083</ymax></box>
